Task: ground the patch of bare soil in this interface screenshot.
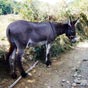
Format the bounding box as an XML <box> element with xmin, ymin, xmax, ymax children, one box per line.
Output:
<box><xmin>0</xmin><ymin>41</ymin><xmax>88</xmax><ymax>88</ymax></box>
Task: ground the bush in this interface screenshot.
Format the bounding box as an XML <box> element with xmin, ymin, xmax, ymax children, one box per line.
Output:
<box><xmin>17</xmin><ymin>0</ymin><xmax>88</xmax><ymax>61</ymax></box>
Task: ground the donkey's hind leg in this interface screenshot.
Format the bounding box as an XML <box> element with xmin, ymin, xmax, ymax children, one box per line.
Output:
<box><xmin>6</xmin><ymin>44</ymin><xmax>14</xmax><ymax>68</ymax></box>
<box><xmin>9</xmin><ymin>48</ymin><xmax>17</xmax><ymax>79</ymax></box>
<box><xmin>16</xmin><ymin>48</ymin><xmax>28</xmax><ymax>78</ymax></box>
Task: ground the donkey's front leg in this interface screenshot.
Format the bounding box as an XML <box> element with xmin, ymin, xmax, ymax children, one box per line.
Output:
<box><xmin>16</xmin><ymin>49</ymin><xmax>28</xmax><ymax>78</ymax></box>
<box><xmin>45</xmin><ymin>43</ymin><xmax>51</xmax><ymax>66</ymax></box>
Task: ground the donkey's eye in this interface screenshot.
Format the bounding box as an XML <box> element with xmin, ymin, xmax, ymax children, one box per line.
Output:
<box><xmin>71</xmin><ymin>30</ymin><xmax>74</xmax><ymax>32</ymax></box>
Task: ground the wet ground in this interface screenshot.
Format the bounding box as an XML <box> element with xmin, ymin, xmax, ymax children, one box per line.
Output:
<box><xmin>0</xmin><ymin>41</ymin><xmax>88</xmax><ymax>88</ymax></box>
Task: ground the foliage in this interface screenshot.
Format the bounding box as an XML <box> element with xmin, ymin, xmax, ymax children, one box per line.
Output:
<box><xmin>18</xmin><ymin>0</ymin><xmax>88</xmax><ymax>22</ymax></box>
<box><xmin>0</xmin><ymin>0</ymin><xmax>88</xmax><ymax>61</ymax></box>
<box><xmin>16</xmin><ymin>0</ymin><xmax>88</xmax><ymax>60</ymax></box>
<box><xmin>77</xmin><ymin>13</ymin><xmax>88</xmax><ymax>40</ymax></box>
<box><xmin>0</xmin><ymin>0</ymin><xmax>12</xmax><ymax>15</ymax></box>
<box><xmin>0</xmin><ymin>0</ymin><xmax>21</xmax><ymax>15</ymax></box>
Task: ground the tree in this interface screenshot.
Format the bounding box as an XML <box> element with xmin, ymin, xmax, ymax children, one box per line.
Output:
<box><xmin>0</xmin><ymin>0</ymin><xmax>13</xmax><ymax>15</ymax></box>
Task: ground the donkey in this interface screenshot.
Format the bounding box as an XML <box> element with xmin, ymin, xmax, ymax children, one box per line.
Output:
<box><xmin>6</xmin><ymin>19</ymin><xmax>78</xmax><ymax>79</ymax></box>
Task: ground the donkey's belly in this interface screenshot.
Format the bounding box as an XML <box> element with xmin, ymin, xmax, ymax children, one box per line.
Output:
<box><xmin>26</xmin><ymin>38</ymin><xmax>47</xmax><ymax>47</ymax></box>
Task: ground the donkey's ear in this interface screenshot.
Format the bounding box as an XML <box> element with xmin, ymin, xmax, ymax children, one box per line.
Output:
<box><xmin>68</xmin><ymin>19</ymin><xmax>71</xmax><ymax>26</ymax></box>
<box><xmin>72</xmin><ymin>18</ymin><xmax>80</xmax><ymax>25</ymax></box>
<box><xmin>72</xmin><ymin>20</ymin><xmax>78</xmax><ymax>25</ymax></box>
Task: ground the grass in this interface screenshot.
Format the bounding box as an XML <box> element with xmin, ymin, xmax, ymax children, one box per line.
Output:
<box><xmin>0</xmin><ymin>14</ymin><xmax>23</xmax><ymax>46</ymax></box>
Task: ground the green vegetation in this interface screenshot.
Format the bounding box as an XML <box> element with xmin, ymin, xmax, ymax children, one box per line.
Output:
<box><xmin>0</xmin><ymin>0</ymin><xmax>21</xmax><ymax>15</ymax></box>
<box><xmin>18</xmin><ymin>0</ymin><xmax>88</xmax><ymax>59</ymax></box>
<box><xmin>0</xmin><ymin>0</ymin><xmax>88</xmax><ymax>61</ymax></box>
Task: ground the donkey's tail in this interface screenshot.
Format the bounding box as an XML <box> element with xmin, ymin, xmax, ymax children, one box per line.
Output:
<box><xmin>6</xmin><ymin>27</ymin><xmax>16</xmax><ymax>62</ymax></box>
<box><xmin>6</xmin><ymin>27</ymin><xmax>11</xmax><ymax>42</ymax></box>
<box><xmin>6</xmin><ymin>26</ymin><xmax>16</xmax><ymax>49</ymax></box>
<box><xmin>6</xmin><ymin>26</ymin><xmax>15</xmax><ymax>45</ymax></box>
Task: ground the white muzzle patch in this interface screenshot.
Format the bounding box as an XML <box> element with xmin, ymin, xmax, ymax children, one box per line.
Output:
<box><xmin>71</xmin><ymin>36</ymin><xmax>79</xmax><ymax>43</ymax></box>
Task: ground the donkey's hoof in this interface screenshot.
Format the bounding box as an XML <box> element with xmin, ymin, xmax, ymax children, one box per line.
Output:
<box><xmin>45</xmin><ymin>60</ymin><xmax>52</xmax><ymax>67</ymax></box>
<box><xmin>21</xmin><ymin>71</ymin><xmax>28</xmax><ymax>78</ymax></box>
<box><xmin>11</xmin><ymin>73</ymin><xmax>17</xmax><ymax>79</ymax></box>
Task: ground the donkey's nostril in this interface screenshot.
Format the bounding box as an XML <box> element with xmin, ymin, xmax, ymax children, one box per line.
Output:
<box><xmin>70</xmin><ymin>36</ymin><xmax>74</xmax><ymax>39</ymax></box>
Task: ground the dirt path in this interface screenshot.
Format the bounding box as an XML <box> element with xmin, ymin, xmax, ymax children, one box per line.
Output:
<box><xmin>0</xmin><ymin>41</ymin><xmax>88</xmax><ymax>88</ymax></box>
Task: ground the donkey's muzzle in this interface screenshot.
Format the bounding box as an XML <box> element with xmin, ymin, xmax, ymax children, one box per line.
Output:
<box><xmin>71</xmin><ymin>36</ymin><xmax>77</xmax><ymax>43</ymax></box>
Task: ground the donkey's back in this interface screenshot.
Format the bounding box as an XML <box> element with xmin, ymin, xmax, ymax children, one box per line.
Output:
<box><xmin>6</xmin><ymin>20</ymin><xmax>55</xmax><ymax>47</ymax></box>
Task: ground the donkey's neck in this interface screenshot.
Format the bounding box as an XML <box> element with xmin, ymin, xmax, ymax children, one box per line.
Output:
<box><xmin>54</xmin><ymin>22</ymin><xmax>68</xmax><ymax>36</ymax></box>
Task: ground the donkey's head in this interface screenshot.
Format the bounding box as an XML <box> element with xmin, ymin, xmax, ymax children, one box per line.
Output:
<box><xmin>65</xmin><ymin>19</ymin><xmax>78</xmax><ymax>43</ymax></box>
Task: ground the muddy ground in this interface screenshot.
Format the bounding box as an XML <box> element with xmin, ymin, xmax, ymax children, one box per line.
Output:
<box><xmin>0</xmin><ymin>41</ymin><xmax>88</xmax><ymax>88</ymax></box>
